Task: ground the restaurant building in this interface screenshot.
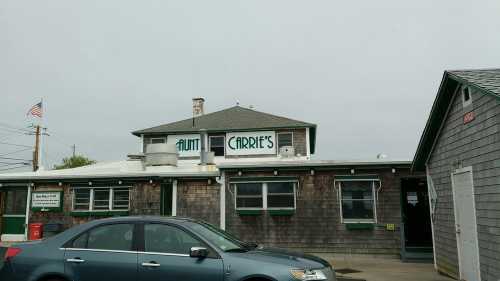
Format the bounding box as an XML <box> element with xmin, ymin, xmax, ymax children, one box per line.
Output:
<box><xmin>0</xmin><ymin>98</ymin><xmax>429</xmax><ymax>259</ymax></box>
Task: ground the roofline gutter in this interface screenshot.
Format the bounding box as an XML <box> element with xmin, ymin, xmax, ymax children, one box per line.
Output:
<box><xmin>218</xmin><ymin>160</ymin><xmax>412</xmax><ymax>170</ymax></box>
<box><xmin>0</xmin><ymin>171</ymin><xmax>220</xmax><ymax>182</ymax></box>
<box><xmin>131</xmin><ymin>125</ymin><xmax>317</xmax><ymax>137</ymax></box>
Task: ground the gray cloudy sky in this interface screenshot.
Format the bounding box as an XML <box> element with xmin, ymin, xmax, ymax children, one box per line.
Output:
<box><xmin>1</xmin><ymin>0</ymin><xmax>500</xmax><ymax>171</ymax></box>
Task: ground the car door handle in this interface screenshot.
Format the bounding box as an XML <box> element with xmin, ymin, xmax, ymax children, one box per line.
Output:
<box><xmin>67</xmin><ymin>258</ymin><xmax>86</xmax><ymax>263</ymax></box>
<box><xmin>142</xmin><ymin>262</ymin><xmax>161</xmax><ymax>268</ymax></box>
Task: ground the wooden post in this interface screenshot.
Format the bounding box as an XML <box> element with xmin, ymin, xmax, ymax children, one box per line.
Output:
<box><xmin>33</xmin><ymin>125</ymin><xmax>40</xmax><ymax>171</ymax></box>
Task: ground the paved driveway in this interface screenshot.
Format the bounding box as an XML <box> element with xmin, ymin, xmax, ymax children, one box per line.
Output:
<box><xmin>328</xmin><ymin>257</ymin><xmax>454</xmax><ymax>281</ymax></box>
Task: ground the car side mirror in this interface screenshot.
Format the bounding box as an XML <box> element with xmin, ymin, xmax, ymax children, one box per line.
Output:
<box><xmin>190</xmin><ymin>247</ymin><xmax>208</xmax><ymax>258</ymax></box>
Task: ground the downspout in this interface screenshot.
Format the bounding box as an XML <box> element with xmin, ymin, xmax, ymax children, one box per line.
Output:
<box><xmin>426</xmin><ymin>165</ymin><xmax>438</xmax><ymax>270</ymax></box>
<box><xmin>172</xmin><ymin>180</ymin><xmax>177</xmax><ymax>216</ymax></box>
<box><xmin>24</xmin><ymin>182</ymin><xmax>32</xmax><ymax>241</ymax></box>
<box><xmin>217</xmin><ymin>171</ymin><xmax>226</xmax><ymax>230</ymax></box>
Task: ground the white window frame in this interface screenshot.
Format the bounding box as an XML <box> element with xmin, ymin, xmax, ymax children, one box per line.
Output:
<box><xmin>209</xmin><ymin>135</ymin><xmax>225</xmax><ymax>156</ymax></box>
<box><xmin>234</xmin><ymin>181</ymin><xmax>297</xmax><ymax>211</ymax></box>
<box><xmin>72</xmin><ymin>187</ymin><xmax>130</xmax><ymax>212</ymax></box>
<box><xmin>337</xmin><ymin>179</ymin><xmax>378</xmax><ymax>224</ymax></box>
<box><xmin>150</xmin><ymin>137</ymin><xmax>167</xmax><ymax>144</ymax></box>
<box><xmin>277</xmin><ymin>132</ymin><xmax>294</xmax><ymax>149</ymax></box>
<box><xmin>462</xmin><ymin>85</ymin><xmax>473</xmax><ymax>107</ymax></box>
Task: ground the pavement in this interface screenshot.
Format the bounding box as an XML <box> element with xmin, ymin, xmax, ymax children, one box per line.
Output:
<box><xmin>326</xmin><ymin>257</ymin><xmax>454</xmax><ymax>281</ymax></box>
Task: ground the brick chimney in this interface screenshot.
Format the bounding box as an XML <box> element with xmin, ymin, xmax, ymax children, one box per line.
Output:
<box><xmin>192</xmin><ymin>97</ymin><xmax>205</xmax><ymax>117</ymax></box>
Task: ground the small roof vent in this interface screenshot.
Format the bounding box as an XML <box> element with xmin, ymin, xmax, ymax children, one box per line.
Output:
<box><xmin>145</xmin><ymin>143</ymin><xmax>178</xmax><ymax>166</ymax></box>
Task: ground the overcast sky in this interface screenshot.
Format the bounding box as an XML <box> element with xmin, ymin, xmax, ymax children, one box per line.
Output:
<box><xmin>1</xmin><ymin>0</ymin><xmax>500</xmax><ymax>172</ymax></box>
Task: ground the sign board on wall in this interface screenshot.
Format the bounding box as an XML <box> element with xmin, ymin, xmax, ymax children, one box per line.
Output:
<box><xmin>226</xmin><ymin>131</ymin><xmax>276</xmax><ymax>156</ymax></box>
<box><xmin>167</xmin><ymin>134</ymin><xmax>201</xmax><ymax>157</ymax></box>
<box><xmin>31</xmin><ymin>191</ymin><xmax>62</xmax><ymax>212</ymax></box>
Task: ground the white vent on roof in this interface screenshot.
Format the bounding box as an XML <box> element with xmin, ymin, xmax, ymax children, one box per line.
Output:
<box><xmin>145</xmin><ymin>143</ymin><xmax>178</xmax><ymax>166</ymax></box>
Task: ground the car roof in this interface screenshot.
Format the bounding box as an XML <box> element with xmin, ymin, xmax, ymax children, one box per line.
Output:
<box><xmin>85</xmin><ymin>216</ymin><xmax>200</xmax><ymax>225</ymax></box>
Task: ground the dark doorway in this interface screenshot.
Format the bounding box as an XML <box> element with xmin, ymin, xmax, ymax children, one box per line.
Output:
<box><xmin>160</xmin><ymin>183</ymin><xmax>173</xmax><ymax>216</ymax></box>
<box><xmin>400</xmin><ymin>178</ymin><xmax>433</xmax><ymax>261</ymax></box>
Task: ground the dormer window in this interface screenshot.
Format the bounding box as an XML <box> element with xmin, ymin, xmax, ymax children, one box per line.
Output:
<box><xmin>462</xmin><ymin>86</ymin><xmax>472</xmax><ymax>107</ymax></box>
<box><xmin>209</xmin><ymin>135</ymin><xmax>225</xmax><ymax>156</ymax></box>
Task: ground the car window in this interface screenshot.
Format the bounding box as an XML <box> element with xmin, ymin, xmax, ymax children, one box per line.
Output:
<box><xmin>85</xmin><ymin>224</ymin><xmax>134</xmax><ymax>251</ymax></box>
<box><xmin>144</xmin><ymin>224</ymin><xmax>204</xmax><ymax>255</ymax></box>
<box><xmin>72</xmin><ymin>232</ymin><xmax>88</xmax><ymax>248</ymax></box>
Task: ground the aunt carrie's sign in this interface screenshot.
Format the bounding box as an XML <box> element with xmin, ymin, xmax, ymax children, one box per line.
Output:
<box><xmin>167</xmin><ymin>134</ymin><xmax>200</xmax><ymax>157</ymax></box>
<box><xmin>166</xmin><ymin>131</ymin><xmax>276</xmax><ymax>157</ymax></box>
<box><xmin>226</xmin><ymin>131</ymin><xmax>276</xmax><ymax>156</ymax></box>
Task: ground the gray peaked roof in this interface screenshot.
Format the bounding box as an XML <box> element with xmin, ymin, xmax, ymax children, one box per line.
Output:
<box><xmin>447</xmin><ymin>69</ymin><xmax>500</xmax><ymax>96</ymax></box>
<box><xmin>132</xmin><ymin>106</ymin><xmax>317</xmax><ymax>153</ymax></box>
<box><xmin>412</xmin><ymin>69</ymin><xmax>500</xmax><ymax>171</ymax></box>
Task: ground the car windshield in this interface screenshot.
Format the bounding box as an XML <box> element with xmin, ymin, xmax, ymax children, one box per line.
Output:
<box><xmin>188</xmin><ymin>221</ymin><xmax>249</xmax><ymax>252</ymax></box>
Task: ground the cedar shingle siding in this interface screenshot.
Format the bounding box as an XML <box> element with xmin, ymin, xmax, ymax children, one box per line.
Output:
<box><xmin>425</xmin><ymin>80</ymin><xmax>500</xmax><ymax>280</ymax></box>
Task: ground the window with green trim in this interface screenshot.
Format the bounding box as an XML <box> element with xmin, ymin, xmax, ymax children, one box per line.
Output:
<box><xmin>234</xmin><ymin>181</ymin><xmax>296</xmax><ymax>210</ymax></box>
<box><xmin>338</xmin><ymin>180</ymin><xmax>377</xmax><ymax>223</ymax></box>
<box><xmin>72</xmin><ymin>187</ymin><xmax>130</xmax><ymax>212</ymax></box>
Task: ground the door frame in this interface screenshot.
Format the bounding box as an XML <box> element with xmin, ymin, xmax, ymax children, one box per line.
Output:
<box><xmin>451</xmin><ymin>166</ymin><xmax>481</xmax><ymax>281</ymax></box>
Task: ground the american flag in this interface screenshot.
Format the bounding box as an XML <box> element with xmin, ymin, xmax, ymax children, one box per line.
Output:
<box><xmin>27</xmin><ymin>102</ymin><xmax>43</xmax><ymax>118</ymax></box>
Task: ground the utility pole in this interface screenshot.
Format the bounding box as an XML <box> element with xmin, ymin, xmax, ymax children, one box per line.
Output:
<box><xmin>72</xmin><ymin>144</ymin><xmax>76</xmax><ymax>157</ymax></box>
<box><xmin>32</xmin><ymin>125</ymin><xmax>40</xmax><ymax>171</ymax></box>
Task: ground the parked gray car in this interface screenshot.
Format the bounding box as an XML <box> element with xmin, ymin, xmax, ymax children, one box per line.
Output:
<box><xmin>0</xmin><ymin>216</ymin><xmax>336</xmax><ymax>281</ymax></box>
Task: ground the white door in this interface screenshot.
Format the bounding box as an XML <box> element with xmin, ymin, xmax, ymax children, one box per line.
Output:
<box><xmin>451</xmin><ymin>167</ymin><xmax>481</xmax><ymax>281</ymax></box>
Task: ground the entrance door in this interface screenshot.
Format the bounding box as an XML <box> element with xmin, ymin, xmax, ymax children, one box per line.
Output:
<box><xmin>161</xmin><ymin>183</ymin><xmax>173</xmax><ymax>216</ymax></box>
<box><xmin>451</xmin><ymin>167</ymin><xmax>481</xmax><ymax>281</ymax></box>
<box><xmin>2</xmin><ymin>189</ymin><xmax>28</xmax><ymax>238</ymax></box>
<box><xmin>401</xmin><ymin>178</ymin><xmax>433</xmax><ymax>260</ymax></box>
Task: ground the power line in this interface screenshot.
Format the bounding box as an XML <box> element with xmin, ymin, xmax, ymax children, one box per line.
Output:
<box><xmin>0</xmin><ymin>141</ymin><xmax>32</xmax><ymax>148</ymax></box>
<box><xmin>0</xmin><ymin>165</ymin><xmax>29</xmax><ymax>172</ymax></box>
<box><xmin>0</xmin><ymin>147</ymin><xmax>32</xmax><ymax>157</ymax></box>
<box><xmin>0</xmin><ymin>122</ymin><xmax>32</xmax><ymax>133</ymax></box>
<box><xmin>0</xmin><ymin>161</ymin><xmax>30</xmax><ymax>165</ymax></box>
<box><xmin>0</xmin><ymin>156</ymin><xmax>32</xmax><ymax>162</ymax></box>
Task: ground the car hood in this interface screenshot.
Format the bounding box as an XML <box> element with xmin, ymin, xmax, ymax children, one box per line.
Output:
<box><xmin>228</xmin><ymin>247</ymin><xmax>331</xmax><ymax>269</ymax></box>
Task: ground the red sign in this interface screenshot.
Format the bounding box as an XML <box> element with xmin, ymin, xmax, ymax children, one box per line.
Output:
<box><xmin>464</xmin><ymin>111</ymin><xmax>475</xmax><ymax>124</ymax></box>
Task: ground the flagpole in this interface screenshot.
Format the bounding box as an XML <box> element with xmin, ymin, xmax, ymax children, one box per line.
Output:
<box><xmin>38</xmin><ymin>98</ymin><xmax>44</xmax><ymax>171</ymax></box>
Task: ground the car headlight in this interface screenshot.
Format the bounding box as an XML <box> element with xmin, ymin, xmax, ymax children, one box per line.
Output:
<box><xmin>290</xmin><ymin>269</ymin><xmax>328</xmax><ymax>280</ymax></box>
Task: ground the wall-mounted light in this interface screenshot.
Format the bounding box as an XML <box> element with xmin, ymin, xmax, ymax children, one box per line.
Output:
<box><xmin>149</xmin><ymin>179</ymin><xmax>153</xmax><ymax>184</ymax></box>
<box><xmin>88</xmin><ymin>181</ymin><xmax>93</xmax><ymax>186</ymax></box>
<box><xmin>310</xmin><ymin>169</ymin><xmax>315</xmax><ymax>176</ymax></box>
<box><xmin>238</xmin><ymin>171</ymin><xmax>242</xmax><ymax>176</ymax></box>
<box><xmin>0</xmin><ymin>183</ymin><xmax>2</xmax><ymax>187</ymax></box>
<box><xmin>350</xmin><ymin>169</ymin><xmax>355</xmax><ymax>174</ymax></box>
<box><xmin>58</xmin><ymin>182</ymin><xmax>63</xmax><ymax>186</ymax></box>
<box><xmin>31</xmin><ymin>183</ymin><xmax>35</xmax><ymax>187</ymax></box>
<box><xmin>392</xmin><ymin>168</ymin><xmax>396</xmax><ymax>174</ymax></box>
<box><xmin>273</xmin><ymin>170</ymin><xmax>278</xmax><ymax>176</ymax></box>
<box><xmin>118</xmin><ymin>180</ymin><xmax>122</xmax><ymax>185</ymax></box>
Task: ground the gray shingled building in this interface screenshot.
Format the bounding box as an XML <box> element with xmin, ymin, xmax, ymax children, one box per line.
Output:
<box><xmin>413</xmin><ymin>69</ymin><xmax>500</xmax><ymax>281</ymax></box>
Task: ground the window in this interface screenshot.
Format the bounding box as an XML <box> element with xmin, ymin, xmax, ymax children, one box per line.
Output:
<box><xmin>144</xmin><ymin>224</ymin><xmax>203</xmax><ymax>255</ymax></box>
<box><xmin>267</xmin><ymin>182</ymin><xmax>295</xmax><ymax>209</ymax></box>
<box><xmin>277</xmin><ymin>132</ymin><xmax>293</xmax><ymax>149</ymax></box>
<box><xmin>209</xmin><ymin>136</ymin><xmax>225</xmax><ymax>156</ymax></box>
<box><xmin>73</xmin><ymin>189</ymin><xmax>91</xmax><ymax>211</ymax></box>
<box><xmin>339</xmin><ymin>181</ymin><xmax>377</xmax><ymax>223</ymax></box>
<box><xmin>113</xmin><ymin>188</ymin><xmax>130</xmax><ymax>210</ymax></box>
<box><xmin>4</xmin><ymin>189</ymin><xmax>28</xmax><ymax>215</ymax></box>
<box><xmin>235</xmin><ymin>183</ymin><xmax>263</xmax><ymax>208</ymax></box>
<box><xmin>93</xmin><ymin>189</ymin><xmax>110</xmax><ymax>210</ymax></box>
<box><xmin>462</xmin><ymin>86</ymin><xmax>473</xmax><ymax>107</ymax></box>
<box><xmin>72</xmin><ymin>187</ymin><xmax>130</xmax><ymax>212</ymax></box>
<box><xmin>235</xmin><ymin>181</ymin><xmax>297</xmax><ymax>210</ymax></box>
<box><xmin>86</xmin><ymin>224</ymin><xmax>134</xmax><ymax>251</ymax></box>
<box><xmin>150</xmin><ymin>138</ymin><xmax>166</xmax><ymax>144</ymax></box>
